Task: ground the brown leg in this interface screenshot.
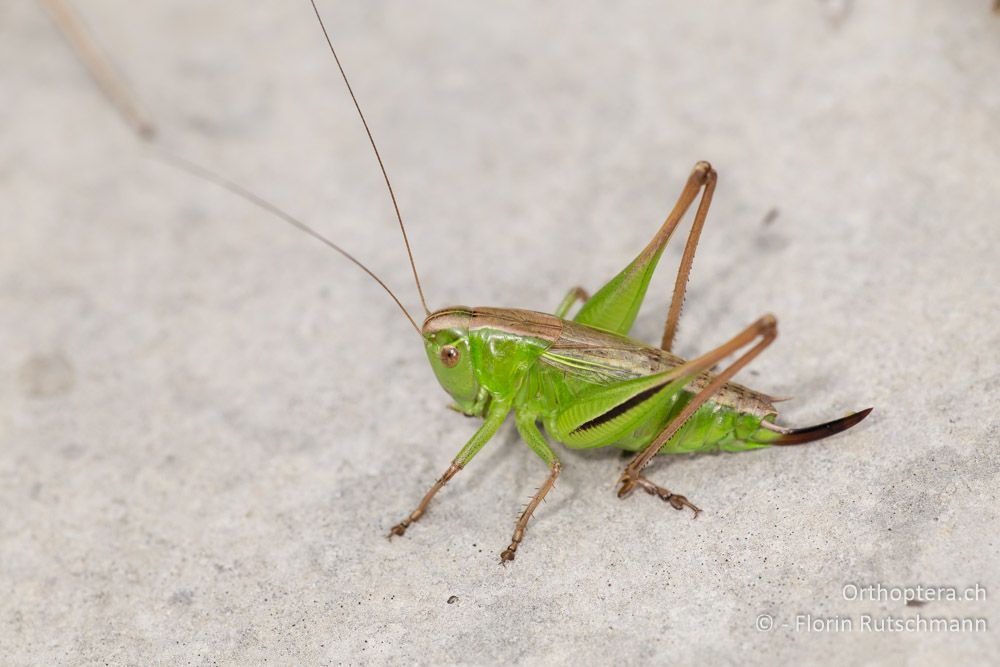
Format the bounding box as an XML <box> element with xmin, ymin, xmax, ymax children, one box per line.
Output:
<box><xmin>572</xmin><ymin>162</ymin><xmax>715</xmax><ymax>338</ymax></box>
<box><xmin>619</xmin><ymin>314</ymin><xmax>778</xmax><ymax>499</ymax></box>
<box><xmin>660</xmin><ymin>165</ymin><xmax>717</xmax><ymax>352</ymax></box>
<box><xmin>633</xmin><ymin>475</ymin><xmax>701</xmax><ymax>516</ymax></box>
<box><xmin>388</xmin><ymin>463</ymin><xmax>462</xmax><ymax>537</ymax></box>
<box><xmin>500</xmin><ymin>461</ymin><xmax>561</xmax><ymax>564</ymax></box>
<box><xmin>390</xmin><ymin>402</ymin><xmax>510</xmax><ymax>538</ymax></box>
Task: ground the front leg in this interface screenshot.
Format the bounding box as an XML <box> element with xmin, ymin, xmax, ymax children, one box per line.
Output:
<box><xmin>388</xmin><ymin>463</ymin><xmax>462</xmax><ymax>537</ymax></box>
<box><xmin>389</xmin><ymin>401</ymin><xmax>510</xmax><ymax>538</ymax></box>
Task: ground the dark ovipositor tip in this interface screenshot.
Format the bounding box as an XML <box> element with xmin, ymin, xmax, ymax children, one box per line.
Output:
<box><xmin>773</xmin><ymin>407</ymin><xmax>873</xmax><ymax>446</ymax></box>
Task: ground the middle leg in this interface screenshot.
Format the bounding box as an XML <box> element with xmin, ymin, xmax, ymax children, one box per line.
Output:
<box><xmin>501</xmin><ymin>413</ymin><xmax>562</xmax><ymax>564</ymax></box>
<box><xmin>553</xmin><ymin>286</ymin><xmax>590</xmax><ymax>319</ymax></box>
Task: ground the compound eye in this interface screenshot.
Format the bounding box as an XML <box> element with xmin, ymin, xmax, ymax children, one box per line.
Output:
<box><xmin>440</xmin><ymin>345</ymin><xmax>460</xmax><ymax>368</ymax></box>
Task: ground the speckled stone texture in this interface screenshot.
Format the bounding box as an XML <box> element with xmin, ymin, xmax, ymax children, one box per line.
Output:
<box><xmin>2</xmin><ymin>1</ymin><xmax>998</xmax><ymax>664</ymax></box>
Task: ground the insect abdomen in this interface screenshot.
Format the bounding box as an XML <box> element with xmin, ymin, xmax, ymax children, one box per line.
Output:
<box><xmin>612</xmin><ymin>392</ymin><xmax>781</xmax><ymax>454</ymax></box>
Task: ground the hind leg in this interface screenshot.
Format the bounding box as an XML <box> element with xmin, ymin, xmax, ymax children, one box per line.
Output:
<box><xmin>618</xmin><ymin>315</ymin><xmax>778</xmax><ymax>502</ymax></box>
<box><xmin>633</xmin><ymin>475</ymin><xmax>702</xmax><ymax>516</ymax></box>
<box><xmin>659</xmin><ymin>165</ymin><xmax>716</xmax><ymax>351</ymax></box>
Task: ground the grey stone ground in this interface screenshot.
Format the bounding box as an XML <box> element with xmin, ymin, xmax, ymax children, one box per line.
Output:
<box><xmin>2</xmin><ymin>0</ymin><xmax>999</xmax><ymax>664</ymax></box>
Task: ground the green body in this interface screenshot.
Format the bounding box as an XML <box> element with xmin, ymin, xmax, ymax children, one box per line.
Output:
<box><xmin>421</xmin><ymin>219</ymin><xmax>788</xmax><ymax>470</ymax></box>
<box><xmin>425</xmin><ymin>306</ymin><xmax>780</xmax><ymax>460</ymax></box>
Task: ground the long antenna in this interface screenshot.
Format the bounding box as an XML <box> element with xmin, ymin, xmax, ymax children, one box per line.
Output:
<box><xmin>308</xmin><ymin>0</ymin><xmax>430</xmax><ymax>316</ymax></box>
<box><xmin>156</xmin><ymin>150</ymin><xmax>423</xmax><ymax>336</ymax></box>
<box><xmin>46</xmin><ymin>0</ymin><xmax>426</xmax><ymax>331</ymax></box>
<box><xmin>38</xmin><ymin>0</ymin><xmax>156</xmax><ymax>138</ymax></box>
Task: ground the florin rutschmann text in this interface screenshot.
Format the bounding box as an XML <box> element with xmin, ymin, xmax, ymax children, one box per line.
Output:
<box><xmin>755</xmin><ymin>584</ymin><xmax>988</xmax><ymax>633</ymax></box>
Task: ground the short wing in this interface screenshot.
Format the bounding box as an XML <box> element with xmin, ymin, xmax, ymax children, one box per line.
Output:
<box><xmin>539</xmin><ymin>320</ymin><xmax>778</xmax><ymax>418</ymax></box>
<box><xmin>538</xmin><ymin>320</ymin><xmax>682</xmax><ymax>385</ymax></box>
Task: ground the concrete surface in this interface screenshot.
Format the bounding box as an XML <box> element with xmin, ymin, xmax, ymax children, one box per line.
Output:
<box><xmin>2</xmin><ymin>0</ymin><xmax>999</xmax><ymax>664</ymax></box>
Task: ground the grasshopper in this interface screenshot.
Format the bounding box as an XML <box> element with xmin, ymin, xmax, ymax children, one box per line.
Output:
<box><xmin>44</xmin><ymin>0</ymin><xmax>872</xmax><ymax>564</ymax></box>
<box><xmin>394</xmin><ymin>159</ymin><xmax>871</xmax><ymax>563</ymax></box>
